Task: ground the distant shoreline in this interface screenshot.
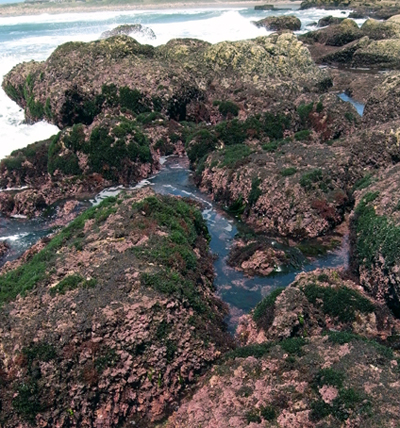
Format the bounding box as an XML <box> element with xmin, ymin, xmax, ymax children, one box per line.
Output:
<box><xmin>0</xmin><ymin>0</ymin><xmax>301</xmax><ymax>17</ymax></box>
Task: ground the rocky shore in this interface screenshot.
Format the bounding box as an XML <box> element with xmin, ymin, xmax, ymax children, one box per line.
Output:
<box><xmin>2</xmin><ymin>8</ymin><xmax>400</xmax><ymax>427</ymax></box>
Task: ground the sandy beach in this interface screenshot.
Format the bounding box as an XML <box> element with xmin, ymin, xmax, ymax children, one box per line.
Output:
<box><xmin>0</xmin><ymin>0</ymin><xmax>301</xmax><ymax>17</ymax></box>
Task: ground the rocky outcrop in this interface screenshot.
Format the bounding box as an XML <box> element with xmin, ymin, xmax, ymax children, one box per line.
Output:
<box><xmin>0</xmin><ymin>34</ymin><xmax>330</xmax><ymax>217</ymax></box>
<box><xmin>0</xmin><ymin>113</ymin><xmax>160</xmax><ymax>217</ymax></box>
<box><xmin>301</xmin><ymin>14</ymin><xmax>400</xmax><ymax>69</ymax></box>
<box><xmin>163</xmin><ymin>269</ymin><xmax>400</xmax><ymax>428</ymax></box>
<box><xmin>101</xmin><ymin>24</ymin><xmax>156</xmax><ymax>40</ymax></box>
<box><xmin>301</xmin><ymin>0</ymin><xmax>400</xmax><ymax>19</ymax></box>
<box><xmin>0</xmin><ymin>189</ymin><xmax>232</xmax><ymax>427</ymax></box>
<box><xmin>350</xmin><ymin>164</ymin><xmax>400</xmax><ymax>317</ymax></box>
<box><xmin>299</xmin><ymin>19</ymin><xmax>363</xmax><ymax>47</ymax></box>
<box><xmin>363</xmin><ymin>73</ymin><xmax>400</xmax><ymax>126</ymax></box>
<box><xmin>254</xmin><ymin>15</ymin><xmax>301</xmax><ymax>31</ymax></box>
<box><xmin>227</xmin><ymin>236</ymin><xmax>305</xmax><ymax>277</ymax></box>
<box><xmin>237</xmin><ymin>269</ymin><xmax>399</xmax><ymax>344</ymax></box>
<box><xmin>191</xmin><ymin>94</ymin><xmax>358</xmax><ymax>240</ymax></box>
<box><xmin>361</xmin><ymin>18</ymin><xmax>400</xmax><ymax>40</ymax></box>
<box><xmin>349</xmin><ymin>5</ymin><xmax>400</xmax><ymax>20</ymax></box>
<box><xmin>2</xmin><ymin>34</ymin><xmax>328</xmax><ymax>129</ymax></box>
<box><xmin>317</xmin><ymin>15</ymin><xmax>345</xmax><ymax>27</ymax></box>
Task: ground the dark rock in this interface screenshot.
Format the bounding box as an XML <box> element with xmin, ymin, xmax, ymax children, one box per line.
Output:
<box><xmin>317</xmin><ymin>15</ymin><xmax>345</xmax><ymax>27</ymax></box>
<box><xmin>254</xmin><ymin>15</ymin><xmax>301</xmax><ymax>31</ymax></box>
<box><xmin>254</xmin><ymin>4</ymin><xmax>275</xmax><ymax>10</ymax></box>
<box><xmin>299</xmin><ymin>18</ymin><xmax>363</xmax><ymax>47</ymax></box>
<box><xmin>100</xmin><ymin>23</ymin><xmax>156</xmax><ymax>40</ymax></box>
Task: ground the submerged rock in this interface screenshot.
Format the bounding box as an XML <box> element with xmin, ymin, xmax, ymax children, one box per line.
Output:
<box><xmin>0</xmin><ymin>189</ymin><xmax>232</xmax><ymax>427</ymax></box>
<box><xmin>254</xmin><ymin>15</ymin><xmax>301</xmax><ymax>31</ymax></box>
<box><xmin>101</xmin><ymin>24</ymin><xmax>156</xmax><ymax>40</ymax></box>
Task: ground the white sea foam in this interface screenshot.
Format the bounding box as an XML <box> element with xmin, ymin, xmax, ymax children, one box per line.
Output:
<box><xmin>0</xmin><ymin>232</ymin><xmax>29</xmax><ymax>241</ymax></box>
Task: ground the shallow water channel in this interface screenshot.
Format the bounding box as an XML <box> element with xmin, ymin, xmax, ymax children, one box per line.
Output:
<box><xmin>0</xmin><ymin>91</ymin><xmax>366</xmax><ymax>327</ymax></box>
<box><xmin>94</xmin><ymin>156</ymin><xmax>350</xmax><ymax>328</ymax></box>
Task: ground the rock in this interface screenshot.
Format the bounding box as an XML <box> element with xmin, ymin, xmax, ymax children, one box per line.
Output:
<box><xmin>388</xmin><ymin>14</ymin><xmax>400</xmax><ymax>24</ymax></box>
<box><xmin>100</xmin><ymin>23</ymin><xmax>156</xmax><ymax>40</ymax></box>
<box><xmin>254</xmin><ymin>4</ymin><xmax>275</xmax><ymax>10</ymax></box>
<box><xmin>317</xmin><ymin>15</ymin><xmax>345</xmax><ymax>27</ymax></box>
<box><xmin>299</xmin><ymin>18</ymin><xmax>363</xmax><ymax>47</ymax></box>
<box><xmin>350</xmin><ymin>164</ymin><xmax>400</xmax><ymax>316</ymax></box>
<box><xmin>227</xmin><ymin>236</ymin><xmax>304</xmax><ymax>277</ymax></box>
<box><xmin>319</xmin><ymin>35</ymin><xmax>370</xmax><ymax>64</ymax></box>
<box><xmin>193</xmin><ymin>93</ymin><xmax>358</xmax><ymax>240</ymax></box>
<box><xmin>349</xmin><ymin>5</ymin><xmax>400</xmax><ymax>20</ymax></box>
<box><xmin>300</xmin><ymin>0</ymin><xmax>351</xmax><ymax>9</ymax></box>
<box><xmin>363</xmin><ymin>73</ymin><xmax>400</xmax><ymax>126</ymax></box>
<box><xmin>352</xmin><ymin>38</ymin><xmax>400</xmax><ymax>69</ymax></box>
<box><xmin>238</xmin><ymin>269</ymin><xmax>399</xmax><ymax>343</ymax></box>
<box><xmin>301</xmin><ymin>0</ymin><xmax>400</xmax><ymax>20</ymax></box>
<box><xmin>165</xmin><ymin>269</ymin><xmax>400</xmax><ymax>428</ymax></box>
<box><xmin>254</xmin><ymin>15</ymin><xmax>301</xmax><ymax>31</ymax></box>
<box><xmin>0</xmin><ymin>189</ymin><xmax>232</xmax><ymax>427</ymax></box>
<box><xmin>328</xmin><ymin>67</ymin><xmax>386</xmax><ymax>104</ymax></box>
<box><xmin>3</xmin><ymin>34</ymin><xmax>327</xmax><ymax>129</ymax></box>
<box><xmin>361</xmin><ymin>18</ymin><xmax>400</xmax><ymax>40</ymax></box>
<box><xmin>1</xmin><ymin>34</ymin><xmax>329</xmax><ymax>217</ymax></box>
<box><xmin>0</xmin><ymin>241</ymin><xmax>9</xmax><ymax>258</ymax></box>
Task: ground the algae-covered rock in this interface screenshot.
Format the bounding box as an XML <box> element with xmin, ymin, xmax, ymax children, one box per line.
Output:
<box><xmin>162</xmin><ymin>268</ymin><xmax>400</xmax><ymax>428</ymax></box>
<box><xmin>318</xmin><ymin>15</ymin><xmax>345</xmax><ymax>27</ymax></box>
<box><xmin>299</xmin><ymin>18</ymin><xmax>362</xmax><ymax>47</ymax></box>
<box><xmin>352</xmin><ymin>38</ymin><xmax>400</xmax><ymax>69</ymax></box>
<box><xmin>0</xmin><ymin>189</ymin><xmax>232</xmax><ymax>427</ymax></box>
<box><xmin>238</xmin><ymin>269</ymin><xmax>398</xmax><ymax>343</ymax></box>
<box><xmin>193</xmin><ymin>93</ymin><xmax>358</xmax><ymax>239</ymax></box>
<box><xmin>164</xmin><ymin>268</ymin><xmax>400</xmax><ymax>428</ymax></box>
<box><xmin>101</xmin><ymin>23</ymin><xmax>156</xmax><ymax>40</ymax></box>
<box><xmin>361</xmin><ymin>18</ymin><xmax>400</xmax><ymax>40</ymax></box>
<box><xmin>319</xmin><ymin>36</ymin><xmax>370</xmax><ymax>64</ymax></box>
<box><xmin>2</xmin><ymin>34</ymin><xmax>328</xmax><ymax>129</ymax></box>
<box><xmin>0</xmin><ymin>113</ymin><xmax>160</xmax><ymax>217</ymax></box>
<box><xmin>350</xmin><ymin>164</ymin><xmax>400</xmax><ymax>317</ymax></box>
<box><xmin>254</xmin><ymin>15</ymin><xmax>301</xmax><ymax>31</ymax></box>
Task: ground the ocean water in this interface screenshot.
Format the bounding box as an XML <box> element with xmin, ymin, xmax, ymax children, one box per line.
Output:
<box><xmin>0</xmin><ymin>5</ymin><xmax>363</xmax><ymax>160</ymax></box>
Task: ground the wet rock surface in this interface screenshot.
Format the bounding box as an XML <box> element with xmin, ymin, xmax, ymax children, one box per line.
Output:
<box><xmin>101</xmin><ymin>24</ymin><xmax>156</xmax><ymax>40</ymax></box>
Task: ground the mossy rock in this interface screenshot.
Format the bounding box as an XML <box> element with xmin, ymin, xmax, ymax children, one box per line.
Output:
<box><xmin>300</xmin><ymin>19</ymin><xmax>362</xmax><ymax>47</ymax></box>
